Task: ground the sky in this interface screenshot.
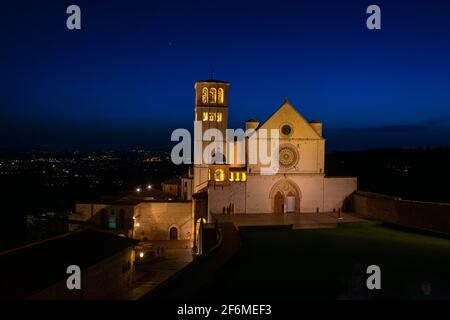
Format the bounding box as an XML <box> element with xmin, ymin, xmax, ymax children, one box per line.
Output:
<box><xmin>2</xmin><ymin>0</ymin><xmax>450</xmax><ymax>151</ymax></box>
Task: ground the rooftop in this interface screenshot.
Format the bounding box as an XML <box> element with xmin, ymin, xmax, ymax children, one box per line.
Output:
<box><xmin>162</xmin><ymin>176</ymin><xmax>181</xmax><ymax>185</ymax></box>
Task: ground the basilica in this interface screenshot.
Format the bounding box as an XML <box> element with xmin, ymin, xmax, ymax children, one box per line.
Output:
<box><xmin>192</xmin><ymin>79</ymin><xmax>357</xmax><ymax>223</ymax></box>
<box><xmin>71</xmin><ymin>79</ymin><xmax>357</xmax><ymax>244</ymax></box>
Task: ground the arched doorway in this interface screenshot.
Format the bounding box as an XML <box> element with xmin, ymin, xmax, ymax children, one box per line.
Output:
<box><xmin>269</xmin><ymin>179</ymin><xmax>301</xmax><ymax>213</ymax></box>
<box><xmin>169</xmin><ymin>227</ymin><xmax>178</xmax><ymax>240</ymax></box>
<box><xmin>274</xmin><ymin>192</ymin><xmax>284</xmax><ymax>213</ymax></box>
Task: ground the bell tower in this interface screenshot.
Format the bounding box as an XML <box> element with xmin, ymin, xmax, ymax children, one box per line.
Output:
<box><xmin>193</xmin><ymin>79</ymin><xmax>230</xmax><ymax>194</ymax></box>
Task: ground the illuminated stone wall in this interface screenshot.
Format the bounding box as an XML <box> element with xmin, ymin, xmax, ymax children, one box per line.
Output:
<box><xmin>324</xmin><ymin>177</ymin><xmax>358</xmax><ymax>212</ymax></box>
<box><xmin>134</xmin><ymin>202</ymin><xmax>192</xmax><ymax>241</ymax></box>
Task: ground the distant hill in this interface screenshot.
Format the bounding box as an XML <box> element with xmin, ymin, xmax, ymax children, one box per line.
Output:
<box><xmin>326</xmin><ymin>147</ymin><xmax>450</xmax><ymax>203</ymax></box>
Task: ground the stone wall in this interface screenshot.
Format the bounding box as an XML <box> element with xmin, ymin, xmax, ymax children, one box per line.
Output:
<box><xmin>135</xmin><ymin>202</ymin><xmax>192</xmax><ymax>241</ymax></box>
<box><xmin>208</xmin><ymin>175</ymin><xmax>357</xmax><ymax>214</ymax></box>
<box><xmin>324</xmin><ymin>177</ymin><xmax>358</xmax><ymax>212</ymax></box>
<box><xmin>351</xmin><ymin>191</ymin><xmax>450</xmax><ymax>234</ymax></box>
<box><xmin>208</xmin><ymin>182</ymin><xmax>246</xmax><ymax>214</ymax></box>
<box><xmin>71</xmin><ymin>203</ymin><xmax>135</xmax><ymax>232</ymax></box>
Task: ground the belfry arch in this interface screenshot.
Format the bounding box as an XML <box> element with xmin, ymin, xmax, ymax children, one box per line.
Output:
<box><xmin>269</xmin><ymin>179</ymin><xmax>301</xmax><ymax>213</ymax></box>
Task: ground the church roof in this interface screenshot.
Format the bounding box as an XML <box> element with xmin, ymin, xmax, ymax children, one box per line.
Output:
<box><xmin>94</xmin><ymin>187</ymin><xmax>180</xmax><ymax>205</ymax></box>
<box><xmin>255</xmin><ymin>97</ymin><xmax>322</xmax><ymax>139</ymax></box>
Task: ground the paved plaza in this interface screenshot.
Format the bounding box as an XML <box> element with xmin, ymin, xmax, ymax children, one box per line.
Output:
<box><xmin>213</xmin><ymin>212</ymin><xmax>367</xmax><ymax>230</ymax></box>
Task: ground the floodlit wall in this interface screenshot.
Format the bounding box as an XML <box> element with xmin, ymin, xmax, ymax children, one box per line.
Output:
<box><xmin>135</xmin><ymin>202</ymin><xmax>192</xmax><ymax>241</ymax></box>
<box><xmin>324</xmin><ymin>177</ymin><xmax>358</xmax><ymax>212</ymax></box>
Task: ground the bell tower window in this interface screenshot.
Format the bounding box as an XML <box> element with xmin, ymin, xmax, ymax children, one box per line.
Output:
<box><xmin>209</xmin><ymin>88</ymin><xmax>217</xmax><ymax>104</ymax></box>
<box><xmin>218</xmin><ymin>88</ymin><xmax>224</xmax><ymax>104</ymax></box>
<box><xmin>202</xmin><ymin>87</ymin><xmax>208</xmax><ymax>104</ymax></box>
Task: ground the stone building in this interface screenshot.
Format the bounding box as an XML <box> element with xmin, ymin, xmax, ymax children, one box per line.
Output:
<box><xmin>71</xmin><ymin>187</ymin><xmax>192</xmax><ymax>242</ymax></box>
<box><xmin>192</xmin><ymin>79</ymin><xmax>357</xmax><ymax>223</ymax></box>
<box><xmin>162</xmin><ymin>177</ymin><xmax>181</xmax><ymax>198</ymax></box>
<box><xmin>161</xmin><ymin>168</ymin><xmax>193</xmax><ymax>201</ymax></box>
<box><xmin>71</xmin><ymin>79</ymin><xmax>356</xmax><ymax>245</ymax></box>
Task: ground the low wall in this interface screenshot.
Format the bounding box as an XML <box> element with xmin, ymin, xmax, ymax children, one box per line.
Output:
<box><xmin>351</xmin><ymin>191</ymin><xmax>450</xmax><ymax>234</ymax></box>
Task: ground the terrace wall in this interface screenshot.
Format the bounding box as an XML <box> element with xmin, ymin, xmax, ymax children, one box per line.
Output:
<box><xmin>351</xmin><ymin>191</ymin><xmax>450</xmax><ymax>234</ymax></box>
<box><xmin>28</xmin><ymin>247</ymin><xmax>135</xmax><ymax>300</ymax></box>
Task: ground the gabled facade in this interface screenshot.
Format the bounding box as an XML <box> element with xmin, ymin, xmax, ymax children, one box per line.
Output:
<box><xmin>192</xmin><ymin>80</ymin><xmax>357</xmax><ymax>221</ymax></box>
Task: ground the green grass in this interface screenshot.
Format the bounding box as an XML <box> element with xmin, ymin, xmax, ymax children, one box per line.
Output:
<box><xmin>197</xmin><ymin>222</ymin><xmax>450</xmax><ymax>299</ymax></box>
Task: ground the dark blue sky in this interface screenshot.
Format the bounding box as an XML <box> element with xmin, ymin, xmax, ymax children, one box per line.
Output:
<box><xmin>2</xmin><ymin>0</ymin><xmax>450</xmax><ymax>151</ymax></box>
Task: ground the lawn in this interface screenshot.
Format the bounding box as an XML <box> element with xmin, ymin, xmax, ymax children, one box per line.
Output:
<box><xmin>196</xmin><ymin>222</ymin><xmax>450</xmax><ymax>299</ymax></box>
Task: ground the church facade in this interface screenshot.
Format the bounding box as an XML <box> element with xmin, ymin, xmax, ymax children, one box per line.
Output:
<box><xmin>192</xmin><ymin>79</ymin><xmax>357</xmax><ymax>222</ymax></box>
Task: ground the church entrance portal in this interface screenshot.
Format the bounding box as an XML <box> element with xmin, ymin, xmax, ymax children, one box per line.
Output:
<box><xmin>270</xmin><ymin>179</ymin><xmax>301</xmax><ymax>213</ymax></box>
<box><xmin>274</xmin><ymin>192</ymin><xmax>284</xmax><ymax>213</ymax></box>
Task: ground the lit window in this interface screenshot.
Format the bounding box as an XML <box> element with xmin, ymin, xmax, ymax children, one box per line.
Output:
<box><xmin>242</xmin><ymin>172</ymin><xmax>247</xmax><ymax>181</ymax></box>
<box><xmin>214</xmin><ymin>169</ymin><xmax>225</xmax><ymax>181</ymax></box>
<box><xmin>202</xmin><ymin>112</ymin><xmax>223</xmax><ymax>122</ymax></box>
<box><xmin>109</xmin><ymin>209</ymin><xmax>116</xmax><ymax>229</ymax></box>
<box><xmin>235</xmin><ymin>173</ymin><xmax>240</xmax><ymax>181</ymax></box>
<box><xmin>208</xmin><ymin>169</ymin><xmax>211</xmax><ymax>180</ymax></box>
<box><xmin>209</xmin><ymin>88</ymin><xmax>217</xmax><ymax>104</ymax></box>
<box><xmin>229</xmin><ymin>172</ymin><xmax>234</xmax><ymax>181</ymax></box>
<box><xmin>218</xmin><ymin>88</ymin><xmax>224</xmax><ymax>104</ymax></box>
<box><xmin>202</xmin><ymin>87</ymin><xmax>208</xmax><ymax>104</ymax></box>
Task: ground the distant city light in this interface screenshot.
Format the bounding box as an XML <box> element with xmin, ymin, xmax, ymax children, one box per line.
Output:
<box><xmin>139</xmin><ymin>252</ymin><xmax>144</xmax><ymax>258</ymax></box>
<box><xmin>136</xmin><ymin>187</ymin><xmax>141</xmax><ymax>192</ymax></box>
<box><xmin>136</xmin><ymin>223</ymin><xmax>140</xmax><ymax>227</ymax></box>
<box><xmin>147</xmin><ymin>184</ymin><xmax>152</xmax><ymax>189</ymax></box>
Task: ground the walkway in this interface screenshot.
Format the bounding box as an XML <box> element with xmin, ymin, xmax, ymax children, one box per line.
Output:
<box><xmin>117</xmin><ymin>248</ymin><xmax>192</xmax><ymax>300</ymax></box>
<box><xmin>142</xmin><ymin>223</ymin><xmax>241</xmax><ymax>300</ymax></box>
